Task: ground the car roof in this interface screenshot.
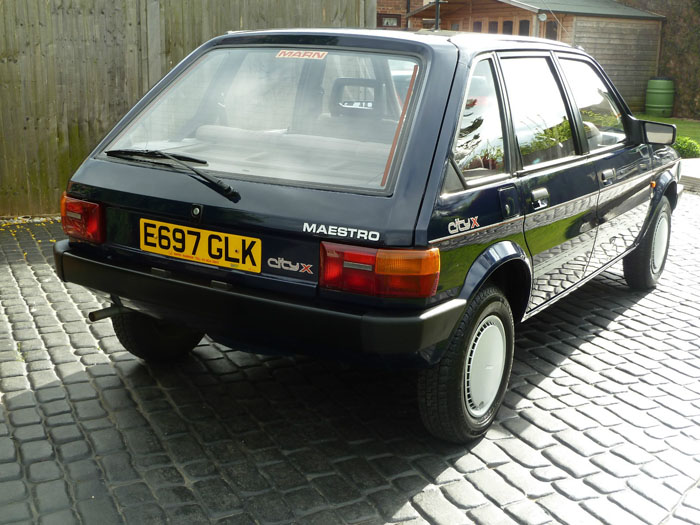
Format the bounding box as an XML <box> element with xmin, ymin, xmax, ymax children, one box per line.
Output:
<box><xmin>442</xmin><ymin>31</ymin><xmax>573</xmax><ymax>52</ymax></box>
<box><xmin>218</xmin><ymin>28</ymin><xmax>582</xmax><ymax>62</ymax></box>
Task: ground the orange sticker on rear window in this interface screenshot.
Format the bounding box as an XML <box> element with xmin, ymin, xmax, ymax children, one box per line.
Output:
<box><xmin>276</xmin><ymin>50</ymin><xmax>328</xmax><ymax>60</ymax></box>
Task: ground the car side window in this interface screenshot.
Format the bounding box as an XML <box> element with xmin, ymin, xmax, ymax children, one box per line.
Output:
<box><xmin>559</xmin><ymin>58</ymin><xmax>627</xmax><ymax>150</ymax></box>
<box><xmin>452</xmin><ymin>59</ymin><xmax>506</xmax><ymax>181</ymax></box>
<box><xmin>501</xmin><ymin>57</ymin><xmax>576</xmax><ymax>167</ymax></box>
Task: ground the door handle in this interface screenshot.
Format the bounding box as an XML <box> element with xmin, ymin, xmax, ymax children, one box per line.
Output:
<box><xmin>531</xmin><ymin>187</ymin><xmax>549</xmax><ymax>210</ymax></box>
<box><xmin>600</xmin><ymin>168</ymin><xmax>615</xmax><ymax>186</ymax></box>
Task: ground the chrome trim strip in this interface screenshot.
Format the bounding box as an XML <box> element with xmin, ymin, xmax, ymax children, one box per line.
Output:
<box><xmin>465</xmin><ymin>172</ymin><xmax>511</xmax><ymax>188</ymax></box>
<box><xmin>440</xmin><ymin>174</ymin><xmax>517</xmax><ymax>199</ymax></box>
<box><xmin>343</xmin><ymin>261</ymin><xmax>373</xmax><ymax>271</ymax></box>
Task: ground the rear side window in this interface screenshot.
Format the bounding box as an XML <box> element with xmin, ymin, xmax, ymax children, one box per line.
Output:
<box><xmin>452</xmin><ymin>59</ymin><xmax>505</xmax><ymax>180</ymax></box>
<box><xmin>106</xmin><ymin>48</ymin><xmax>420</xmax><ymax>194</ymax></box>
<box><xmin>559</xmin><ymin>58</ymin><xmax>627</xmax><ymax>151</ymax></box>
<box><xmin>501</xmin><ymin>57</ymin><xmax>576</xmax><ymax>167</ymax></box>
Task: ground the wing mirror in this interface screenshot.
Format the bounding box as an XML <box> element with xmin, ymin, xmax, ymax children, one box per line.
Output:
<box><xmin>641</xmin><ymin>121</ymin><xmax>676</xmax><ymax>145</ymax></box>
<box><xmin>627</xmin><ymin>116</ymin><xmax>676</xmax><ymax>145</ymax></box>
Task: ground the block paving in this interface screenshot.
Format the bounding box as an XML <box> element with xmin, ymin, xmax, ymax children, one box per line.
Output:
<box><xmin>0</xmin><ymin>192</ymin><xmax>699</xmax><ymax>524</ymax></box>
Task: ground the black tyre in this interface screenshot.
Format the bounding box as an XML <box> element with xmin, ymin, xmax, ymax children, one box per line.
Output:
<box><xmin>418</xmin><ymin>284</ymin><xmax>514</xmax><ymax>443</ymax></box>
<box><xmin>623</xmin><ymin>196</ymin><xmax>671</xmax><ymax>290</ymax></box>
<box><xmin>112</xmin><ymin>311</ymin><xmax>204</xmax><ymax>362</ymax></box>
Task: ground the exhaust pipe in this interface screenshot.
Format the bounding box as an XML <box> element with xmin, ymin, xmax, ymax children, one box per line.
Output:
<box><xmin>88</xmin><ymin>306</ymin><xmax>131</xmax><ymax>322</ymax></box>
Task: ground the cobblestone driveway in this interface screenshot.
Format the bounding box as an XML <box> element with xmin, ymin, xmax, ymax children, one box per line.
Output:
<box><xmin>1</xmin><ymin>193</ymin><xmax>699</xmax><ymax>525</ymax></box>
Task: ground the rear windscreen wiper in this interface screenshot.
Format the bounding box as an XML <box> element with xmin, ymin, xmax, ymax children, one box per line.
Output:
<box><xmin>105</xmin><ymin>149</ymin><xmax>241</xmax><ymax>203</ymax></box>
<box><xmin>106</xmin><ymin>149</ymin><xmax>208</xmax><ymax>164</ymax></box>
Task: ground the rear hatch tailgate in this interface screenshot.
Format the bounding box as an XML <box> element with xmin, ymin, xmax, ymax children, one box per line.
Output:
<box><xmin>68</xmin><ymin>160</ymin><xmax>411</xmax><ymax>299</ymax></box>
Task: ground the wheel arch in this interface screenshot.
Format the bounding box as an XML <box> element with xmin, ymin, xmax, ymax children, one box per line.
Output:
<box><xmin>636</xmin><ymin>168</ymin><xmax>678</xmax><ymax>243</ymax></box>
<box><xmin>458</xmin><ymin>241</ymin><xmax>532</xmax><ymax>323</ymax></box>
<box><xmin>663</xmin><ymin>180</ymin><xmax>678</xmax><ymax>211</ymax></box>
<box><xmin>656</xmin><ymin>168</ymin><xmax>678</xmax><ymax>211</ymax></box>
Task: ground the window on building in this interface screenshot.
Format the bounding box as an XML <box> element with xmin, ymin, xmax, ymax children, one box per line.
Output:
<box><xmin>473</xmin><ymin>21</ymin><xmax>482</xmax><ymax>32</ymax></box>
<box><xmin>559</xmin><ymin>58</ymin><xmax>627</xmax><ymax>150</ymax></box>
<box><xmin>501</xmin><ymin>57</ymin><xmax>576</xmax><ymax>166</ymax></box>
<box><xmin>451</xmin><ymin>22</ymin><xmax>460</xmax><ymax>31</ymax></box>
<box><xmin>377</xmin><ymin>14</ymin><xmax>401</xmax><ymax>29</ymax></box>
<box><xmin>488</xmin><ymin>21</ymin><xmax>498</xmax><ymax>33</ymax></box>
<box><xmin>518</xmin><ymin>20</ymin><xmax>530</xmax><ymax>36</ymax></box>
<box><xmin>545</xmin><ymin>20</ymin><xmax>558</xmax><ymax>40</ymax></box>
<box><xmin>452</xmin><ymin>59</ymin><xmax>506</xmax><ymax>180</ymax></box>
<box><xmin>502</xmin><ymin>21</ymin><xmax>514</xmax><ymax>35</ymax></box>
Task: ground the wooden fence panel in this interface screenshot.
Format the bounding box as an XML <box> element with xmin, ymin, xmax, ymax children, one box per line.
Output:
<box><xmin>0</xmin><ymin>0</ymin><xmax>373</xmax><ymax>215</ymax></box>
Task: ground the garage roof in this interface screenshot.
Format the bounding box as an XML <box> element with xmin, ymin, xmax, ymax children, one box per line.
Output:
<box><xmin>408</xmin><ymin>0</ymin><xmax>664</xmax><ymax>20</ymax></box>
<box><xmin>502</xmin><ymin>0</ymin><xmax>663</xmax><ymax>19</ymax></box>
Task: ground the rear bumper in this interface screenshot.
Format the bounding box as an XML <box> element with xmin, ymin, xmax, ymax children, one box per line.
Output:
<box><xmin>53</xmin><ymin>240</ymin><xmax>465</xmax><ymax>356</ymax></box>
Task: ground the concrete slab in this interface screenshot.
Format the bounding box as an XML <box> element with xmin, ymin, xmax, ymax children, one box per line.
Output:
<box><xmin>681</xmin><ymin>158</ymin><xmax>700</xmax><ymax>193</ymax></box>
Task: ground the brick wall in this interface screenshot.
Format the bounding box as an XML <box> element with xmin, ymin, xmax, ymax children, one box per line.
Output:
<box><xmin>377</xmin><ymin>0</ymin><xmax>424</xmax><ymax>29</ymax></box>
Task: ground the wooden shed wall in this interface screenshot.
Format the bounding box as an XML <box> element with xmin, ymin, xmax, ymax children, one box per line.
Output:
<box><xmin>439</xmin><ymin>0</ymin><xmax>534</xmax><ymax>32</ymax></box>
<box><xmin>0</xmin><ymin>0</ymin><xmax>376</xmax><ymax>216</ymax></box>
<box><xmin>429</xmin><ymin>1</ymin><xmax>576</xmax><ymax>43</ymax></box>
<box><xmin>552</xmin><ymin>15</ymin><xmax>575</xmax><ymax>45</ymax></box>
<box><xmin>618</xmin><ymin>0</ymin><xmax>700</xmax><ymax>118</ymax></box>
<box><xmin>572</xmin><ymin>16</ymin><xmax>661</xmax><ymax>111</ymax></box>
<box><xmin>419</xmin><ymin>1</ymin><xmax>660</xmax><ymax>112</ymax></box>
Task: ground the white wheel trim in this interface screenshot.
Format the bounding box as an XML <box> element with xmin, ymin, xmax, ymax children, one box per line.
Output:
<box><xmin>651</xmin><ymin>212</ymin><xmax>670</xmax><ymax>274</ymax></box>
<box><xmin>465</xmin><ymin>314</ymin><xmax>507</xmax><ymax>418</ymax></box>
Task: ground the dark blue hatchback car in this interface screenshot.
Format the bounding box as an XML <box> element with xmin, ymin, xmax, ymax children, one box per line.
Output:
<box><xmin>54</xmin><ymin>29</ymin><xmax>682</xmax><ymax>442</ymax></box>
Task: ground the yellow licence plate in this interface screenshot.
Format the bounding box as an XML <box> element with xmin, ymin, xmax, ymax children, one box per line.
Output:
<box><xmin>139</xmin><ymin>218</ymin><xmax>261</xmax><ymax>273</ymax></box>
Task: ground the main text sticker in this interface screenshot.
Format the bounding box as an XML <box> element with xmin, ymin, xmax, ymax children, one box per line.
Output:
<box><xmin>276</xmin><ymin>50</ymin><xmax>328</xmax><ymax>60</ymax></box>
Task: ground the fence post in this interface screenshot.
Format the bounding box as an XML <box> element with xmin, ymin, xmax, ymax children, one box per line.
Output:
<box><xmin>146</xmin><ymin>0</ymin><xmax>162</xmax><ymax>89</ymax></box>
<box><xmin>365</xmin><ymin>0</ymin><xmax>377</xmax><ymax>28</ymax></box>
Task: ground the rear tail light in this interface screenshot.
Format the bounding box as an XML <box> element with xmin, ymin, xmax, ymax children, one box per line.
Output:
<box><xmin>60</xmin><ymin>192</ymin><xmax>105</xmax><ymax>244</ymax></box>
<box><xmin>320</xmin><ymin>242</ymin><xmax>440</xmax><ymax>298</ymax></box>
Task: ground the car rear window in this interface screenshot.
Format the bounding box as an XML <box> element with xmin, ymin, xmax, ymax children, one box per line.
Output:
<box><xmin>106</xmin><ymin>47</ymin><xmax>420</xmax><ymax>194</ymax></box>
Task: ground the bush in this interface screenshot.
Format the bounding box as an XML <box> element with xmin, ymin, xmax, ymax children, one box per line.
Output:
<box><xmin>674</xmin><ymin>136</ymin><xmax>700</xmax><ymax>158</ymax></box>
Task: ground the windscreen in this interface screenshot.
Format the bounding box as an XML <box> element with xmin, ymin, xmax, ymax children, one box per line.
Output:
<box><xmin>107</xmin><ymin>47</ymin><xmax>420</xmax><ymax>193</ymax></box>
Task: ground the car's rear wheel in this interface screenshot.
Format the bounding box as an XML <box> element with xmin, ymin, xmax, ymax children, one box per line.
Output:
<box><xmin>112</xmin><ymin>311</ymin><xmax>204</xmax><ymax>362</ymax></box>
<box><xmin>418</xmin><ymin>284</ymin><xmax>514</xmax><ymax>443</ymax></box>
<box><xmin>623</xmin><ymin>195</ymin><xmax>671</xmax><ymax>290</ymax></box>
